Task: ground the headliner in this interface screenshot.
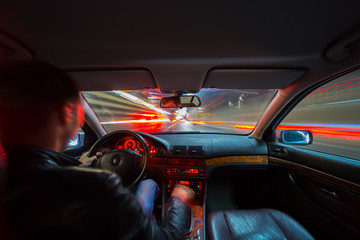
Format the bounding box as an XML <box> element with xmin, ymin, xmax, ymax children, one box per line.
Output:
<box><xmin>1</xmin><ymin>1</ymin><xmax>360</xmax><ymax>91</ymax></box>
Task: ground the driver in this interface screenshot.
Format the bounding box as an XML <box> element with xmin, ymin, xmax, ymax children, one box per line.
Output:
<box><xmin>0</xmin><ymin>61</ymin><xmax>194</xmax><ymax>240</ymax></box>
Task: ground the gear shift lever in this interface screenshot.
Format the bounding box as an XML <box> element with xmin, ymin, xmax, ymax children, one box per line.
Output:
<box><xmin>185</xmin><ymin>206</ymin><xmax>193</xmax><ymax>235</ymax></box>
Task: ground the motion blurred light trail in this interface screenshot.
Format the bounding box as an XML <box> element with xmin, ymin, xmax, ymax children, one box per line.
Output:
<box><xmin>125</xmin><ymin>113</ymin><xmax>158</xmax><ymax>117</ymax></box>
<box><xmin>277</xmin><ymin>123</ymin><xmax>360</xmax><ymax>131</ymax></box>
<box><xmin>201</xmin><ymin>95</ymin><xmax>224</xmax><ymax>108</ymax></box>
<box><xmin>277</xmin><ymin>123</ymin><xmax>360</xmax><ymax>140</ymax></box>
<box><xmin>233</xmin><ymin>125</ymin><xmax>256</xmax><ymax>130</ymax></box>
<box><xmin>102</xmin><ymin>119</ymin><xmax>170</xmax><ymax>125</ymax></box>
<box><xmin>113</xmin><ymin>90</ymin><xmax>170</xmax><ymax>115</ymax></box>
<box><xmin>191</xmin><ymin>120</ymin><xmax>223</xmax><ymax>124</ymax></box>
<box><xmin>232</xmin><ymin>123</ymin><xmax>360</xmax><ymax>140</ymax></box>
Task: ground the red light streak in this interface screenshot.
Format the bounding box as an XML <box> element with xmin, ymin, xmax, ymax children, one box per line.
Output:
<box><xmin>348</xmin><ymin>81</ymin><xmax>360</xmax><ymax>90</ymax></box>
<box><xmin>125</xmin><ymin>113</ymin><xmax>157</xmax><ymax>117</ymax></box>
<box><xmin>202</xmin><ymin>96</ymin><xmax>224</xmax><ymax>108</ymax></box>
<box><xmin>102</xmin><ymin>119</ymin><xmax>170</xmax><ymax>124</ymax></box>
<box><xmin>192</xmin><ymin>121</ymin><xmax>205</xmax><ymax>124</ymax></box>
<box><xmin>191</xmin><ymin>120</ymin><xmax>222</xmax><ymax>124</ymax></box>
<box><xmin>277</xmin><ymin>125</ymin><xmax>360</xmax><ymax>135</ymax></box>
<box><xmin>0</xmin><ymin>144</ymin><xmax>6</xmax><ymax>164</ymax></box>
<box><xmin>317</xmin><ymin>82</ymin><xmax>352</xmax><ymax>95</ymax></box>
<box><xmin>233</xmin><ymin>125</ymin><xmax>256</xmax><ymax>130</ymax></box>
<box><xmin>314</xmin><ymin>133</ymin><xmax>360</xmax><ymax>141</ymax></box>
<box><xmin>277</xmin><ymin>124</ymin><xmax>360</xmax><ymax>140</ymax></box>
<box><xmin>234</xmin><ymin>124</ymin><xmax>360</xmax><ymax>140</ymax></box>
<box><xmin>311</xmin><ymin>79</ymin><xmax>360</xmax><ymax>96</ymax></box>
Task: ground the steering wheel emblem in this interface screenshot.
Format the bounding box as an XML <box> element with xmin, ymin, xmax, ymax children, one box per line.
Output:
<box><xmin>112</xmin><ymin>156</ymin><xmax>122</xmax><ymax>165</ymax></box>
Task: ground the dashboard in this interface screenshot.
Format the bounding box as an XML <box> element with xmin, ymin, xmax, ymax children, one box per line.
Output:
<box><xmin>91</xmin><ymin>131</ymin><xmax>269</xmax><ymax>205</ymax></box>
<box><xmin>97</xmin><ymin>132</ymin><xmax>269</xmax><ymax>159</ymax></box>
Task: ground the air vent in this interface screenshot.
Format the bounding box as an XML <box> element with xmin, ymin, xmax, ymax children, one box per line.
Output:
<box><xmin>172</xmin><ymin>146</ymin><xmax>187</xmax><ymax>155</ymax></box>
<box><xmin>188</xmin><ymin>146</ymin><xmax>204</xmax><ymax>156</ymax></box>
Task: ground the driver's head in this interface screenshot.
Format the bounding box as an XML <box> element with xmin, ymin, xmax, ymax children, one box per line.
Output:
<box><xmin>0</xmin><ymin>61</ymin><xmax>84</xmax><ymax>151</ymax></box>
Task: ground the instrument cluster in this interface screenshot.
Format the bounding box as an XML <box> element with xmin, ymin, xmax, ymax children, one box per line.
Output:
<box><xmin>100</xmin><ymin>136</ymin><xmax>166</xmax><ymax>157</ymax></box>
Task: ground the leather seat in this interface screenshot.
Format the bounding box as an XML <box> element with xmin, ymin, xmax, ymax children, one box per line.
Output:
<box><xmin>208</xmin><ymin>208</ymin><xmax>314</xmax><ymax>240</ymax></box>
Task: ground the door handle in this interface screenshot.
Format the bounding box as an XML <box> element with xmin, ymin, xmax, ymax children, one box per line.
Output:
<box><xmin>319</xmin><ymin>187</ymin><xmax>341</xmax><ymax>201</ymax></box>
<box><xmin>270</xmin><ymin>145</ymin><xmax>285</xmax><ymax>153</ymax></box>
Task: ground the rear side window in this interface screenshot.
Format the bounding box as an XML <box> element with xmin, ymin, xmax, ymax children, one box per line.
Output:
<box><xmin>277</xmin><ymin>69</ymin><xmax>360</xmax><ymax>160</ymax></box>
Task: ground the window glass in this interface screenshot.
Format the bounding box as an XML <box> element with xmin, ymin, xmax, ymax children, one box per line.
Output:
<box><xmin>277</xmin><ymin>69</ymin><xmax>360</xmax><ymax>160</ymax></box>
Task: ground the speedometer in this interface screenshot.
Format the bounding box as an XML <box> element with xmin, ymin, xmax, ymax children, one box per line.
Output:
<box><xmin>114</xmin><ymin>136</ymin><xmax>150</xmax><ymax>155</ymax></box>
<box><xmin>124</xmin><ymin>139</ymin><xmax>137</xmax><ymax>150</ymax></box>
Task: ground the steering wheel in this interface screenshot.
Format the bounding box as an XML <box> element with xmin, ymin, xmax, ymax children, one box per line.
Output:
<box><xmin>88</xmin><ymin>130</ymin><xmax>148</xmax><ymax>188</ymax></box>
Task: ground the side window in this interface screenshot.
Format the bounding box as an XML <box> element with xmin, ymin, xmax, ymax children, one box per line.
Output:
<box><xmin>277</xmin><ymin>69</ymin><xmax>360</xmax><ymax>160</ymax></box>
<box><xmin>66</xmin><ymin>128</ymin><xmax>85</xmax><ymax>149</ymax></box>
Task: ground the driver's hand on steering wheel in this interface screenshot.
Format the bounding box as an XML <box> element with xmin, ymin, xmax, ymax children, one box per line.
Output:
<box><xmin>79</xmin><ymin>151</ymin><xmax>102</xmax><ymax>167</ymax></box>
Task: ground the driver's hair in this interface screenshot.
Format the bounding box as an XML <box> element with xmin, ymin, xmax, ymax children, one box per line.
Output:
<box><xmin>0</xmin><ymin>61</ymin><xmax>80</xmax><ymax>137</ymax></box>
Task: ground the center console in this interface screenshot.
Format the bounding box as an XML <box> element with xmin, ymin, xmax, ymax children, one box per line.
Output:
<box><xmin>162</xmin><ymin>166</ymin><xmax>206</xmax><ymax>240</ymax></box>
<box><xmin>165</xmin><ymin>179</ymin><xmax>205</xmax><ymax>201</ymax></box>
<box><xmin>164</xmin><ymin>167</ymin><xmax>206</xmax><ymax>201</ymax></box>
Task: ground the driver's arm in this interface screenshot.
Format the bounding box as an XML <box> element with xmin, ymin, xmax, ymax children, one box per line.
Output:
<box><xmin>98</xmin><ymin>172</ymin><xmax>192</xmax><ymax>240</ymax></box>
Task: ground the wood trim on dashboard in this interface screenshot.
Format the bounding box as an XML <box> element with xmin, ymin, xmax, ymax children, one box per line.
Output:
<box><xmin>205</xmin><ymin>155</ymin><xmax>268</xmax><ymax>167</ymax></box>
<box><xmin>269</xmin><ymin>157</ymin><xmax>360</xmax><ymax>192</ymax></box>
<box><xmin>149</xmin><ymin>155</ymin><xmax>268</xmax><ymax>167</ymax></box>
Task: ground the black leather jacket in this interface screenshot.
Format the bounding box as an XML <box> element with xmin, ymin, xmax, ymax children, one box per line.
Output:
<box><xmin>3</xmin><ymin>147</ymin><xmax>187</xmax><ymax>240</ymax></box>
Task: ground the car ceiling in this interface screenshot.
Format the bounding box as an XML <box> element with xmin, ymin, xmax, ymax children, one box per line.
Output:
<box><xmin>1</xmin><ymin>0</ymin><xmax>360</xmax><ymax>137</ymax></box>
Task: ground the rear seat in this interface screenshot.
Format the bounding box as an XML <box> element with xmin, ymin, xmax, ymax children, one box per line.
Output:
<box><xmin>208</xmin><ymin>208</ymin><xmax>314</xmax><ymax>240</ymax></box>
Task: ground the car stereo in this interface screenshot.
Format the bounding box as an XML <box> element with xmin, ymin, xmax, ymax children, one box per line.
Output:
<box><xmin>165</xmin><ymin>167</ymin><xmax>205</xmax><ymax>178</ymax></box>
<box><xmin>165</xmin><ymin>178</ymin><xmax>205</xmax><ymax>202</ymax></box>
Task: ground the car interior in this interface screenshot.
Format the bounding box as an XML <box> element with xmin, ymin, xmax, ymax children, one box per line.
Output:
<box><xmin>1</xmin><ymin>1</ymin><xmax>360</xmax><ymax>239</ymax></box>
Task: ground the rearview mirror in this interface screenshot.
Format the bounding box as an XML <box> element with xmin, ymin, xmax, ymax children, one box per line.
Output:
<box><xmin>280</xmin><ymin>130</ymin><xmax>313</xmax><ymax>145</ymax></box>
<box><xmin>160</xmin><ymin>95</ymin><xmax>201</xmax><ymax>108</ymax></box>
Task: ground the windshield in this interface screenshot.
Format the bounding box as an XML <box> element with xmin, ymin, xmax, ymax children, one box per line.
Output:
<box><xmin>82</xmin><ymin>89</ymin><xmax>276</xmax><ymax>134</ymax></box>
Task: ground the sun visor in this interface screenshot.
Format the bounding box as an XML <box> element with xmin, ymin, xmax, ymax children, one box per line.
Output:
<box><xmin>203</xmin><ymin>69</ymin><xmax>306</xmax><ymax>89</ymax></box>
<box><xmin>67</xmin><ymin>69</ymin><xmax>157</xmax><ymax>91</ymax></box>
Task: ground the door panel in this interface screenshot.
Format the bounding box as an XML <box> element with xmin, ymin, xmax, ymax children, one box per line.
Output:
<box><xmin>269</xmin><ymin>143</ymin><xmax>360</xmax><ymax>184</ymax></box>
<box><xmin>268</xmin><ymin>143</ymin><xmax>360</xmax><ymax>239</ymax></box>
